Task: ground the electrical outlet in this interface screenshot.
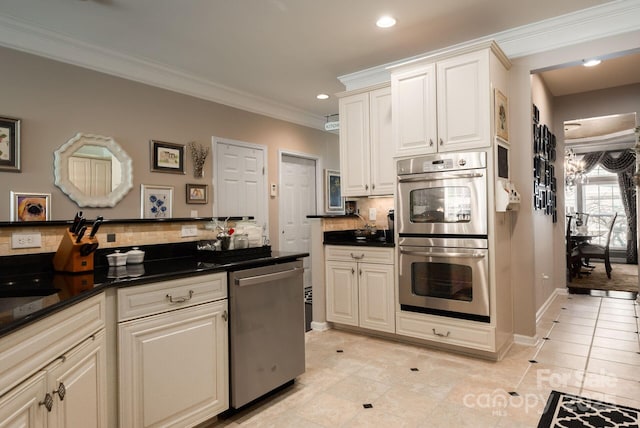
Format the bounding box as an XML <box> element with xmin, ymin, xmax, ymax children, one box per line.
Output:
<box><xmin>11</xmin><ymin>232</ymin><xmax>42</xmax><ymax>249</ymax></box>
<box><xmin>181</xmin><ymin>225</ymin><xmax>198</xmax><ymax>237</ymax></box>
<box><xmin>368</xmin><ymin>208</ymin><xmax>377</xmax><ymax>221</ymax></box>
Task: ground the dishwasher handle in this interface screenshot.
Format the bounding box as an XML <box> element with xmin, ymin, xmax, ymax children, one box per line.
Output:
<box><xmin>234</xmin><ymin>267</ymin><xmax>303</xmax><ymax>287</ymax></box>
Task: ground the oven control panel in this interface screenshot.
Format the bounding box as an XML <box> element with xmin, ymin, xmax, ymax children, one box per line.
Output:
<box><xmin>397</xmin><ymin>152</ymin><xmax>486</xmax><ymax>175</ymax></box>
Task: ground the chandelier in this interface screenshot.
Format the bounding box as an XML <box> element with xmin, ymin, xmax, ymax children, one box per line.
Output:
<box><xmin>565</xmin><ymin>148</ymin><xmax>586</xmax><ymax>187</ymax></box>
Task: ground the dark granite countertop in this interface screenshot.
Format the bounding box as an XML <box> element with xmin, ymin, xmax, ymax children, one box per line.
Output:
<box><xmin>0</xmin><ymin>243</ymin><xmax>308</xmax><ymax>338</ymax></box>
<box><xmin>323</xmin><ymin>229</ymin><xmax>395</xmax><ymax>248</ymax></box>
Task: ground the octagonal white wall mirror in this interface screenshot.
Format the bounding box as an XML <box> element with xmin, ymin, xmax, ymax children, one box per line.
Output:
<box><xmin>54</xmin><ymin>133</ymin><xmax>133</xmax><ymax>207</ymax></box>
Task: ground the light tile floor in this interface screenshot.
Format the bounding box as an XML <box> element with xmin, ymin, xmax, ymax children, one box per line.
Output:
<box><xmin>212</xmin><ymin>294</ymin><xmax>640</xmax><ymax>427</ymax></box>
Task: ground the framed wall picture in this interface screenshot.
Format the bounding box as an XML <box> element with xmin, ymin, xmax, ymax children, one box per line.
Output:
<box><xmin>0</xmin><ymin>116</ymin><xmax>21</xmax><ymax>172</ymax></box>
<box><xmin>324</xmin><ymin>169</ymin><xmax>344</xmax><ymax>212</ymax></box>
<box><xmin>140</xmin><ymin>184</ymin><xmax>173</xmax><ymax>218</ymax></box>
<box><xmin>10</xmin><ymin>191</ymin><xmax>51</xmax><ymax>221</ymax></box>
<box><xmin>495</xmin><ymin>89</ymin><xmax>509</xmax><ymax>142</ymax></box>
<box><xmin>186</xmin><ymin>183</ymin><xmax>208</xmax><ymax>204</ymax></box>
<box><xmin>150</xmin><ymin>140</ymin><xmax>185</xmax><ymax>174</ymax></box>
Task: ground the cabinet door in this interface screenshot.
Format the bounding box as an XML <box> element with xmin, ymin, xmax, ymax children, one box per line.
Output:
<box><xmin>369</xmin><ymin>86</ymin><xmax>395</xmax><ymax>196</ymax></box>
<box><xmin>0</xmin><ymin>371</ymin><xmax>47</xmax><ymax>428</ymax></box>
<box><xmin>391</xmin><ymin>64</ymin><xmax>437</xmax><ymax>156</ymax></box>
<box><xmin>325</xmin><ymin>260</ymin><xmax>358</xmax><ymax>326</ymax></box>
<box><xmin>47</xmin><ymin>330</ymin><xmax>107</xmax><ymax>428</ymax></box>
<box><xmin>119</xmin><ymin>300</ymin><xmax>229</xmax><ymax>428</ymax></box>
<box><xmin>436</xmin><ymin>50</ymin><xmax>490</xmax><ymax>151</ymax></box>
<box><xmin>339</xmin><ymin>92</ymin><xmax>371</xmax><ymax>197</ymax></box>
<box><xmin>358</xmin><ymin>263</ymin><xmax>395</xmax><ymax>333</ymax></box>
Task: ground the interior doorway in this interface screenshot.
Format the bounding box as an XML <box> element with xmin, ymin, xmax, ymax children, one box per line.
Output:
<box><xmin>213</xmin><ymin>137</ymin><xmax>268</xmax><ymax>232</ymax></box>
<box><xmin>278</xmin><ymin>152</ymin><xmax>319</xmax><ymax>288</ymax></box>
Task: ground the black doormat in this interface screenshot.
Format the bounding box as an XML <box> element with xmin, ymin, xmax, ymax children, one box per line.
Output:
<box><xmin>538</xmin><ymin>390</ymin><xmax>640</xmax><ymax>428</ymax></box>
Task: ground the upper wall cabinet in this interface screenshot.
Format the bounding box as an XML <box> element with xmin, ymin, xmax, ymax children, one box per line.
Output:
<box><xmin>338</xmin><ymin>85</ymin><xmax>395</xmax><ymax>197</ymax></box>
<box><xmin>391</xmin><ymin>42</ymin><xmax>510</xmax><ymax>157</ymax></box>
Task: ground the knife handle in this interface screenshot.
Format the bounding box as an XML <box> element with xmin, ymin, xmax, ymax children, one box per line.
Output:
<box><xmin>75</xmin><ymin>226</ymin><xmax>87</xmax><ymax>243</ymax></box>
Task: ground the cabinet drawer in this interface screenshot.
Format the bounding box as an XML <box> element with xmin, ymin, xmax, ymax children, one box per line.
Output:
<box><xmin>396</xmin><ymin>311</ymin><xmax>495</xmax><ymax>352</ymax></box>
<box><xmin>0</xmin><ymin>294</ymin><xmax>105</xmax><ymax>397</ymax></box>
<box><xmin>325</xmin><ymin>245</ymin><xmax>394</xmax><ymax>264</ymax></box>
<box><xmin>117</xmin><ymin>272</ymin><xmax>227</xmax><ymax>322</ymax></box>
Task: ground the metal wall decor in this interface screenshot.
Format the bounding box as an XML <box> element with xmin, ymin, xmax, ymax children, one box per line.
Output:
<box><xmin>532</xmin><ymin>104</ymin><xmax>558</xmax><ymax>223</ymax></box>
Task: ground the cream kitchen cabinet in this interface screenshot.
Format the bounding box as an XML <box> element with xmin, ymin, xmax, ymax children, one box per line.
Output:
<box><xmin>325</xmin><ymin>246</ymin><xmax>395</xmax><ymax>333</ymax></box>
<box><xmin>0</xmin><ymin>294</ymin><xmax>107</xmax><ymax>428</ymax></box>
<box><xmin>391</xmin><ymin>42</ymin><xmax>510</xmax><ymax>157</ymax></box>
<box><xmin>117</xmin><ymin>272</ymin><xmax>228</xmax><ymax>428</ymax></box>
<box><xmin>338</xmin><ymin>85</ymin><xmax>395</xmax><ymax>197</ymax></box>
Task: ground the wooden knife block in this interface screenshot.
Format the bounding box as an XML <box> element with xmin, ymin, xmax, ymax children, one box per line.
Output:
<box><xmin>53</xmin><ymin>230</ymin><xmax>98</xmax><ymax>273</ymax></box>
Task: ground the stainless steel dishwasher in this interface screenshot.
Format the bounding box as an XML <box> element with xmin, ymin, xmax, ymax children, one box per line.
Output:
<box><xmin>228</xmin><ymin>260</ymin><xmax>305</xmax><ymax>409</ymax></box>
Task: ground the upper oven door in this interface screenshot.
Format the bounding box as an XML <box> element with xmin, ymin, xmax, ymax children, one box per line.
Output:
<box><xmin>397</xmin><ymin>168</ymin><xmax>487</xmax><ymax>236</ymax></box>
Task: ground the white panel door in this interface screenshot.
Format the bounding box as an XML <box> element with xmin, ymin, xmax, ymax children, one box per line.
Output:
<box><xmin>0</xmin><ymin>371</ymin><xmax>47</xmax><ymax>428</ymax></box>
<box><xmin>391</xmin><ymin>64</ymin><xmax>437</xmax><ymax>156</ymax></box>
<box><xmin>358</xmin><ymin>263</ymin><xmax>395</xmax><ymax>333</ymax></box>
<box><xmin>325</xmin><ymin>260</ymin><xmax>358</xmax><ymax>326</ymax></box>
<box><xmin>369</xmin><ymin>86</ymin><xmax>395</xmax><ymax>196</ymax></box>
<box><xmin>339</xmin><ymin>92</ymin><xmax>370</xmax><ymax>196</ymax></box>
<box><xmin>215</xmin><ymin>140</ymin><xmax>267</xmax><ymax>228</ymax></box>
<box><xmin>280</xmin><ymin>154</ymin><xmax>316</xmax><ymax>287</ymax></box>
<box><xmin>436</xmin><ymin>50</ymin><xmax>490</xmax><ymax>151</ymax></box>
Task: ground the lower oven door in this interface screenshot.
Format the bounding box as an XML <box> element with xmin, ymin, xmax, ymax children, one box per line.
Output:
<box><xmin>399</xmin><ymin>244</ymin><xmax>490</xmax><ymax>322</ymax></box>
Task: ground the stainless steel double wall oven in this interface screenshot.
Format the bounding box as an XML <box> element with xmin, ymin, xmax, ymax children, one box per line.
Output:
<box><xmin>397</xmin><ymin>152</ymin><xmax>490</xmax><ymax>322</ymax></box>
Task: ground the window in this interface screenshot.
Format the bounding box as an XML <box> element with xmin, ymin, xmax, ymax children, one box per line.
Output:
<box><xmin>571</xmin><ymin>165</ymin><xmax>626</xmax><ymax>249</ymax></box>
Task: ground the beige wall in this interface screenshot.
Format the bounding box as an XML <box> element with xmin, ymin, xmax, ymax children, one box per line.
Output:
<box><xmin>0</xmin><ymin>46</ymin><xmax>339</xmax><ymax>249</ymax></box>
<box><xmin>530</xmin><ymin>73</ymin><xmax>557</xmax><ymax>311</ymax></box>
<box><xmin>508</xmin><ymin>30</ymin><xmax>640</xmax><ymax>338</ymax></box>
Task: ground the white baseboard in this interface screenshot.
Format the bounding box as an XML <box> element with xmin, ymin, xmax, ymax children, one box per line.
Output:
<box><xmin>536</xmin><ymin>287</ymin><xmax>566</xmax><ymax>324</ymax></box>
<box><xmin>513</xmin><ymin>334</ymin><xmax>539</xmax><ymax>347</ymax></box>
<box><xmin>310</xmin><ymin>321</ymin><xmax>330</xmax><ymax>332</ymax></box>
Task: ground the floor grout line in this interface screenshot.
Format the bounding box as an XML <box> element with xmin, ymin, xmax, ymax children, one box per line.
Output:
<box><xmin>578</xmin><ymin>297</ymin><xmax>603</xmax><ymax>394</ymax></box>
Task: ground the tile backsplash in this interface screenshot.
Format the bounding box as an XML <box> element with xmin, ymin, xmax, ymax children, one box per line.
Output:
<box><xmin>322</xmin><ymin>197</ymin><xmax>394</xmax><ymax>231</ymax></box>
<box><xmin>0</xmin><ymin>221</ymin><xmax>217</xmax><ymax>256</ymax></box>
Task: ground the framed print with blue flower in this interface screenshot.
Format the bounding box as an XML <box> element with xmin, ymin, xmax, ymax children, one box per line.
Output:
<box><xmin>140</xmin><ymin>184</ymin><xmax>173</xmax><ymax>219</ymax></box>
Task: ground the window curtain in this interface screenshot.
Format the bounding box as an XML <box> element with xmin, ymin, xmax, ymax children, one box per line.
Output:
<box><xmin>581</xmin><ymin>150</ymin><xmax>637</xmax><ymax>263</ymax></box>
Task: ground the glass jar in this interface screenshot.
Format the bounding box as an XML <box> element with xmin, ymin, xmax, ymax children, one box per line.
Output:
<box><xmin>233</xmin><ymin>233</ymin><xmax>249</xmax><ymax>249</ymax></box>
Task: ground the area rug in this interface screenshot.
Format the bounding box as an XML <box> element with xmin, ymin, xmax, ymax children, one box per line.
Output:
<box><xmin>538</xmin><ymin>390</ymin><xmax>640</xmax><ymax>428</ymax></box>
<box><xmin>569</xmin><ymin>262</ymin><xmax>638</xmax><ymax>293</ymax></box>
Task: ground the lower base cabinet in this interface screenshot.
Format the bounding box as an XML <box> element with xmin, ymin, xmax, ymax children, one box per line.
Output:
<box><xmin>0</xmin><ymin>330</ymin><xmax>107</xmax><ymax>428</ymax></box>
<box><xmin>117</xmin><ymin>273</ymin><xmax>229</xmax><ymax>428</ymax></box>
<box><xmin>325</xmin><ymin>246</ymin><xmax>395</xmax><ymax>333</ymax></box>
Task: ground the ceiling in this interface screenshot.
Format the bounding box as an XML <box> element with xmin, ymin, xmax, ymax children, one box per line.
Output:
<box><xmin>0</xmin><ymin>0</ymin><xmax>630</xmax><ymax>128</ymax></box>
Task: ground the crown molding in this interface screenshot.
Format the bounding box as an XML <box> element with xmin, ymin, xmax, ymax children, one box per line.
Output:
<box><xmin>339</xmin><ymin>0</ymin><xmax>640</xmax><ymax>91</ymax></box>
<box><xmin>0</xmin><ymin>14</ymin><xmax>326</xmax><ymax>130</ymax></box>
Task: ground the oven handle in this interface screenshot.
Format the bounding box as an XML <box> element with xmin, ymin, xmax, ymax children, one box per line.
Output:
<box><xmin>400</xmin><ymin>249</ymin><xmax>486</xmax><ymax>259</ymax></box>
<box><xmin>397</xmin><ymin>172</ymin><xmax>484</xmax><ymax>183</ymax></box>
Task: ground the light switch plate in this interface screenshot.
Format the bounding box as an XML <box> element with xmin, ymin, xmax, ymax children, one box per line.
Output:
<box><xmin>368</xmin><ymin>208</ymin><xmax>377</xmax><ymax>221</ymax></box>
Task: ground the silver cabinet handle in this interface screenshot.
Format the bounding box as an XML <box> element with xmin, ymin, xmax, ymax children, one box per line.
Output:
<box><xmin>166</xmin><ymin>290</ymin><xmax>194</xmax><ymax>303</ymax></box>
<box><xmin>398</xmin><ymin>172</ymin><xmax>484</xmax><ymax>183</ymax></box>
<box><xmin>400</xmin><ymin>249</ymin><xmax>485</xmax><ymax>259</ymax></box>
<box><xmin>350</xmin><ymin>253</ymin><xmax>365</xmax><ymax>260</ymax></box>
<box><xmin>432</xmin><ymin>329</ymin><xmax>450</xmax><ymax>338</ymax></box>
<box><xmin>235</xmin><ymin>267</ymin><xmax>303</xmax><ymax>287</ymax></box>
<box><xmin>439</xmin><ymin>138</ymin><xmax>444</xmax><ymax>146</ymax></box>
<box><xmin>222</xmin><ymin>310</ymin><xmax>228</xmax><ymax>322</ymax></box>
<box><xmin>429</xmin><ymin>139</ymin><xmax>434</xmax><ymax>147</ymax></box>
<box><xmin>39</xmin><ymin>393</ymin><xmax>53</xmax><ymax>412</ymax></box>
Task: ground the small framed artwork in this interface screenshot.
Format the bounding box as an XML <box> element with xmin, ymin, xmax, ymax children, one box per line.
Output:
<box><xmin>150</xmin><ymin>140</ymin><xmax>185</xmax><ymax>174</ymax></box>
<box><xmin>0</xmin><ymin>116</ymin><xmax>21</xmax><ymax>172</ymax></box>
<box><xmin>324</xmin><ymin>169</ymin><xmax>344</xmax><ymax>212</ymax></box>
<box><xmin>186</xmin><ymin>183</ymin><xmax>208</xmax><ymax>204</ymax></box>
<box><xmin>495</xmin><ymin>89</ymin><xmax>509</xmax><ymax>142</ymax></box>
<box><xmin>140</xmin><ymin>184</ymin><xmax>173</xmax><ymax>218</ymax></box>
<box><xmin>10</xmin><ymin>191</ymin><xmax>50</xmax><ymax>221</ymax></box>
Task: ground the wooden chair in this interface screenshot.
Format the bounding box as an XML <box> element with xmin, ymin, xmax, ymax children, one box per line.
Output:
<box><xmin>566</xmin><ymin>216</ymin><xmax>583</xmax><ymax>282</ymax></box>
<box><xmin>578</xmin><ymin>212</ymin><xmax>618</xmax><ymax>279</ymax></box>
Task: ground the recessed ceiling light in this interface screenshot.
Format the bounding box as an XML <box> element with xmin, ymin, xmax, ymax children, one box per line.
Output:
<box><xmin>583</xmin><ymin>59</ymin><xmax>601</xmax><ymax>67</ymax></box>
<box><xmin>316</xmin><ymin>93</ymin><xmax>329</xmax><ymax>100</ymax></box>
<box><xmin>376</xmin><ymin>16</ymin><xmax>396</xmax><ymax>28</ymax></box>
